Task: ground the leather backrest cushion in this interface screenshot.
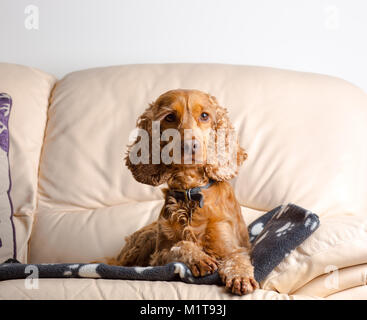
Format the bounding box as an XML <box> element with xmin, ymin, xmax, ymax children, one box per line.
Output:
<box><xmin>38</xmin><ymin>64</ymin><xmax>367</xmax><ymax>216</ymax></box>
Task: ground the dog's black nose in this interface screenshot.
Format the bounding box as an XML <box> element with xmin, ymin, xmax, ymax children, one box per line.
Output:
<box><xmin>183</xmin><ymin>139</ymin><xmax>201</xmax><ymax>154</ymax></box>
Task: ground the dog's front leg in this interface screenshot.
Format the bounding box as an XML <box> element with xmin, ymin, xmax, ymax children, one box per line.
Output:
<box><xmin>149</xmin><ymin>240</ymin><xmax>218</xmax><ymax>277</ymax></box>
<box><xmin>218</xmin><ymin>248</ymin><xmax>259</xmax><ymax>295</ymax></box>
<box><xmin>207</xmin><ymin>221</ymin><xmax>259</xmax><ymax>295</ymax></box>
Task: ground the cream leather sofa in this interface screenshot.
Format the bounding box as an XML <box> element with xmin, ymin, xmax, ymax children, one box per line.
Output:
<box><xmin>1</xmin><ymin>62</ymin><xmax>367</xmax><ymax>300</ymax></box>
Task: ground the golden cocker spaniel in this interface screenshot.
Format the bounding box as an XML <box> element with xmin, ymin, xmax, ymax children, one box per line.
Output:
<box><xmin>112</xmin><ymin>89</ymin><xmax>258</xmax><ymax>295</ymax></box>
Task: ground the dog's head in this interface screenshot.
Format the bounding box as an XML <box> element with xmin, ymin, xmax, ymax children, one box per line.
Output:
<box><xmin>125</xmin><ymin>89</ymin><xmax>247</xmax><ymax>186</ymax></box>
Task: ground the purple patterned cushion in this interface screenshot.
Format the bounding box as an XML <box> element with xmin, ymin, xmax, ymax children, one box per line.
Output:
<box><xmin>0</xmin><ymin>93</ymin><xmax>16</xmax><ymax>262</ymax></box>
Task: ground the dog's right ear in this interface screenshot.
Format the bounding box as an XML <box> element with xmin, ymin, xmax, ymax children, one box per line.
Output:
<box><xmin>125</xmin><ymin>104</ymin><xmax>171</xmax><ymax>186</ymax></box>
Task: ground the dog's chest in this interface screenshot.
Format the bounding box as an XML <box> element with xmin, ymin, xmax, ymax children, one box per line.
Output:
<box><xmin>190</xmin><ymin>218</ymin><xmax>208</xmax><ymax>241</ymax></box>
<box><xmin>164</xmin><ymin>193</ymin><xmax>225</xmax><ymax>244</ymax></box>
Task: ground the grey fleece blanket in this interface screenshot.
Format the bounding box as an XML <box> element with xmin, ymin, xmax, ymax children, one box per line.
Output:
<box><xmin>0</xmin><ymin>203</ymin><xmax>319</xmax><ymax>284</ymax></box>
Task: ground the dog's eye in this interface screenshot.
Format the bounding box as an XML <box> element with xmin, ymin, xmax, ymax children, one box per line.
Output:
<box><xmin>164</xmin><ymin>113</ymin><xmax>176</xmax><ymax>122</ymax></box>
<box><xmin>200</xmin><ymin>112</ymin><xmax>209</xmax><ymax>121</ymax></box>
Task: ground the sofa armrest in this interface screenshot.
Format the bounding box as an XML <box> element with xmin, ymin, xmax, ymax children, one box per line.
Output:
<box><xmin>262</xmin><ymin>214</ymin><xmax>367</xmax><ymax>294</ymax></box>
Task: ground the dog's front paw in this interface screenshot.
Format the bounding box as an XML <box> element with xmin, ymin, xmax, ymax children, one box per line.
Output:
<box><xmin>222</xmin><ymin>272</ymin><xmax>259</xmax><ymax>295</ymax></box>
<box><xmin>188</xmin><ymin>253</ymin><xmax>218</xmax><ymax>277</ymax></box>
<box><xmin>219</xmin><ymin>259</ymin><xmax>259</xmax><ymax>295</ymax></box>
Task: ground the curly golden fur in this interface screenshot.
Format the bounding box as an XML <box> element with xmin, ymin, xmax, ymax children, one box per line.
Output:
<box><xmin>112</xmin><ymin>89</ymin><xmax>258</xmax><ymax>295</ymax></box>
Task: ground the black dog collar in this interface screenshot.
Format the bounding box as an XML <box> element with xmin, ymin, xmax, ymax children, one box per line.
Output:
<box><xmin>168</xmin><ymin>179</ymin><xmax>215</xmax><ymax>209</ymax></box>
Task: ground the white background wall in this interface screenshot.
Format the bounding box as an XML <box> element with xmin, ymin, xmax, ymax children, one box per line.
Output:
<box><xmin>1</xmin><ymin>0</ymin><xmax>366</xmax><ymax>92</ymax></box>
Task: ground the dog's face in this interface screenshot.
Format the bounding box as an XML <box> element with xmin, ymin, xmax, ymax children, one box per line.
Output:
<box><xmin>125</xmin><ymin>89</ymin><xmax>247</xmax><ymax>186</ymax></box>
<box><xmin>153</xmin><ymin>89</ymin><xmax>217</xmax><ymax>165</ymax></box>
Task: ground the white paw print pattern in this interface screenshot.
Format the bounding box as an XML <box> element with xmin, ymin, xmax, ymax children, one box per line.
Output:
<box><xmin>250</xmin><ymin>222</ymin><xmax>264</xmax><ymax>241</ymax></box>
<box><xmin>78</xmin><ymin>264</ymin><xmax>101</xmax><ymax>278</ymax></box>
<box><xmin>275</xmin><ymin>222</ymin><xmax>295</xmax><ymax>237</ymax></box>
<box><xmin>304</xmin><ymin>217</ymin><xmax>318</xmax><ymax>231</ymax></box>
<box><xmin>173</xmin><ymin>263</ymin><xmax>187</xmax><ymax>279</ymax></box>
<box><xmin>63</xmin><ymin>264</ymin><xmax>80</xmax><ymax>276</ymax></box>
<box><xmin>134</xmin><ymin>266</ymin><xmax>153</xmax><ymax>274</ymax></box>
<box><xmin>174</xmin><ymin>263</ymin><xmax>195</xmax><ymax>283</ymax></box>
